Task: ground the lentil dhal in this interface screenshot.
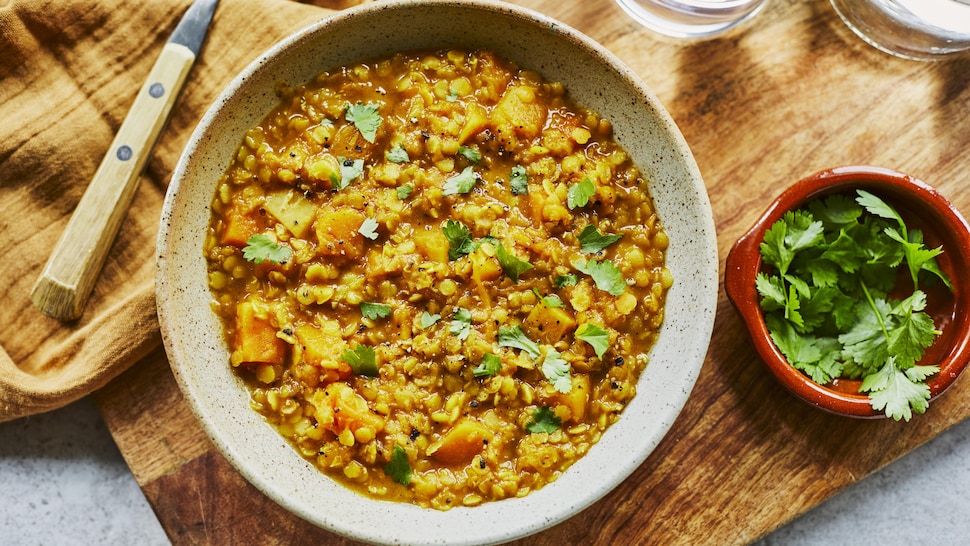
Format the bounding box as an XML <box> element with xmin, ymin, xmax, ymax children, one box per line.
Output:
<box><xmin>205</xmin><ymin>49</ymin><xmax>672</xmax><ymax>509</ymax></box>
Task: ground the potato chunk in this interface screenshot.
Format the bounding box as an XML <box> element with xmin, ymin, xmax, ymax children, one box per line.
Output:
<box><xmin>232</xmin><ymin>301</ymin><xmax>285</xmax><ymax>367</ymax></box>
<box><xmin>264</xmin><ymin>189</ymin><xmax>317</xmax><ymax>238</ymax></box>
<box><xmin>491</xmin><ymin>84</ymin><xmax>546</xmax><ymax>141</ymax></box>
<box><xmin>220</xmin><ymin>207</ymin><xmax>262</xmax><ymax>248</ymax></box>
<box><xmin>523</xmin><ymin>303</ymin><xmax>577</xmax><ymax>346</ymax></box>
<box><xmin>413</xmin><ymin>227</ymin><xmax>450</xmax><ymax>263</ymax></box>
<box><xmin>556</xmin><ymin>374</ymin><xmax>590</xmax><ymax>423</ymax></box>
<box><xmin>309</xmin><ymin>382</ymin><xmax>385</xmax><ymax>445</ymax></box>
<box><xmin>315</xmin><ymin>206</ymin><xmax>366</xmax><ymax>259</ymax></box>
<box><xmin>427</xmin><ymin>418</ymin><xmax>493</xmax><ymax>464</ymax></box>
<box><xmin>294</xmin><ymin>324</ymin><xmax>352</xmax><ymax>382</ymax></box>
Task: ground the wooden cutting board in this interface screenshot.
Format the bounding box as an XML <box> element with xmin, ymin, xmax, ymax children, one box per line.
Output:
<box><xmin>94</xmin><ymin>0</ymin><xmax>970</xmax><ymax>544</ymax></box>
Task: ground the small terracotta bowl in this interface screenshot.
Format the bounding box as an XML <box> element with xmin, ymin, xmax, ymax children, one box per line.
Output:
<box><xmin>725</xmin><ymin>166</ymin><xmax>970</xmax><ymax>418</ymax></box>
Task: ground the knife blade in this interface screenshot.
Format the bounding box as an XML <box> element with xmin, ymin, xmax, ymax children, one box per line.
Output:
<box><xmin>31</xmin><ymin>0</ymin><xmax>220</xmax><ymax>321</ymax></box>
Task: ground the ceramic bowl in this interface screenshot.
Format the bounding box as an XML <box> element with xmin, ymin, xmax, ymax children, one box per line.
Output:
<box><xmin>726</xmin><ymin>166</ymin><xmax>970</xmax><ymax>419</ymax></box>
<box><xmin>156</xmin><ymin>1</ymin><xmax>718</xmax><ymax>543</ymax></box>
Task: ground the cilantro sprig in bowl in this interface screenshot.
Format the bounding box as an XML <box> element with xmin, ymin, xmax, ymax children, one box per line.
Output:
<box><xmin>726</xmin><ymin>166</ymin><xmax>970</xmax><ymax>420</ymax></box>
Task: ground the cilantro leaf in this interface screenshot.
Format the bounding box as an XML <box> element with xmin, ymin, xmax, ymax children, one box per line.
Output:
<box><xmin>760</xmin><ymin>209</ymin><xmax>823</xmax><ymax>276</ymax></box>
<box><xmin>575</xmin><ymin>323</ymin><xmax>610</xmax><ymax>359</ymax></box>
<box><xmin>532</xmin><ymin>288</ymin><xmax>564</xmax><ymax>309</ymax></box>
<box><xmin>386</xmin><ymin>145</ymin><xmax>410</xmax><ymax>163</ymax></box>
<box><xmin>541</xmin><ymin>348</ymin><xmax>572</xmax><ymax>393</ymax></box>
<box><xmin>360</xmin><ymin>302</ymin><xmax>391</xmax><ymax>320</ymax></box>
<box><xmin>396</xmin><ymin>185</ymin><xmax>414</xmax><ymax>200</ymax></box>
<box><xmin>554</xmin><ymin>274</ymin><xmax>578</xmax><ymax>288</ymax></box>
<box><xmin>419</xmin><ymin>311</ymin><xmax>441</xmax><ymax>329</ymax></box>
<box><xmin>525</xmin><ymin>406</ymin><xmax>561</xmax><ymax>434</ymax></box>
<box><xmin>334</xmin><ymin>157</ymin><xmax>364</xmax><ymax>190</ymax></box>
<box><xmin>510</xmin><ymin>165</ymin><xmax>529</xmax><ymax>195</ymax></box>
<box><xmin>359</xmin><ymin>217</ymin><xmax>379</xmax><ymax>240</ymax></box>
<box><xmin>443</xmin><ymin>166</ymin><xmax>478</xmax><ymax>196</ymax></box>
<box><xmin>345</xmin><ymin>103</ymin><xmax>382</xmax><ymax>143</ymax></box>
<box><xmin>766</xmin><ymin>315</ymin><xmax>841</xmax><ymax>385</ymax></box>
<box><xmin>856</xmin><ymin>189</ymin><xmax>902</xmax><ymax>225</ymax></box>
<box><xmin>839</xmin><ymin>298</ymin><xmax>892</xmax><ymax>374</ymax></box>
<box><xmin>578</xmin><ymin>225</ymin><xmax>622</xmax><ymax>254</ymax></box>
<box><xmin>442</xmin><ymin>220</ymin><xmax>479</xmax><ymax>261</ymax></box>
<box><xmin>473</xmin><ymin>353</ymin><xmax>502</xmax><ymax>378</ymax></box>
<box><xmin>457</xmin><ymin>145</ymin><xmax>482</xmax><ymax>163</ymax></box>
<box><xmin>574</xmin><ymin>258</ymin><xmax>626</xmax><ymax>296</ymax></box>
<box><xmin>808</xmin><ymin>193</ymin><xmax>862</xmax><ymax>228</ymax></box>
<box><xmin>861</xmin><ymin>357</ymin><xmax>933</xmax><ymax>422</ymax></box>
<box><xmin>383</xmin><ymin>445</ymin><xmax>412</xmax><ymax>485</ymax></box>
<box><xmin>567</xmin><ymin>177</ymin><xmax>595</xmax><ymax>209</ymax></box>
<box><xmin>885</xmin><ymin>225</ymin><xmax>951</xmax><ymax>290</ymax></box>
<box><xmin>498</xmin><ymin>325</ymin><xmax>540</xmax><ymax>358</ymax></box>
<box><xmin>886</xmin><ymin>291</ymin><xmax>940</xmax><ymax>365</ymax></box>
<box><xmin>495</xmin><ymin>242</ymin><xmax>533</xmax><ymax>282</ymax></box>
<box><xmin>242</xmin><ymin>234</ymin><xmax>292</xmax><ymax>265</ymax></box>
<box><xmin>450</xmin><ymin>307</ymin><xmax>472</xmax><ymax>340</ymax></box>
<box><xmin>340</xmin><ymin>343</ymin><xmax>378</xmax><ymax>377</ymax></box>
<box><xmin>755</xmin><ymin>272</ymin><xmax>787</xmax><ymax>312</ymax></box>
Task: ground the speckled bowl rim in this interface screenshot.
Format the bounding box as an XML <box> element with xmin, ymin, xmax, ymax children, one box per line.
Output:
<box><xmin>725</xmin><ymin>166</ymin><xmax>970</xmax><ymax>419</ymax></box>
<box><xmin>156</xmin><ymin>1</ymin><xmax>718</xmax><ymax>544</ymax></box>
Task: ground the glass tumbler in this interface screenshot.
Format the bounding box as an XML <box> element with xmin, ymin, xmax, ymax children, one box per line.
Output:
<box><xmin>830</xmin><ymin>0</ymin><xmax>970</xmax><ymax>60</ymax></box>
<box><xmin>615</xmin><ymin>0</ymin><xmax>768</xmax><ymax>39</ymax></box>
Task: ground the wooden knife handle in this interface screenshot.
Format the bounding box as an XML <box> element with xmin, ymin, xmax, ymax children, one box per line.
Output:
<box><xmin>31</xmin><ymin>43</ymin><xmax>196</xmax><ymax>321</ymax></box>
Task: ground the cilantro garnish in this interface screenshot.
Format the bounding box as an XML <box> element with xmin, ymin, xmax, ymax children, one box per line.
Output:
<box><xmin>757</xmin><ymin>189</ymin><xmax>950</xmax><ymax>421</ymax></box>
<box><xmin>532</xmin><ymin>288</ymin><xmax>564</xmax><ymax>308</ymax></box>
<box><xmin>575</xmin><ymin>323</ymin><xmax>610</xmax><ymax>359</ymax></box>
<box><xmin>578</xmin><ymin>225</ymin><xmax>622</xmax><ymax>254</ymax></box>
<box><xmin>446</xmin><ymin>88</ymin><xmax>459</xmax><ymax>102</ymax></box>
<box><xmin>442</xmin><ymin>220</ymin><xmax>479</xmax><ymax>260</ymax></box>
<box><xmin>473</xmin><ymin>353</ymin><xmax>502</xmax><ymax>378</ymax></box>
<box><xmin>554</xmin><ymin>274</ymin><xmax>578</xmax><ymax>288</ymax></box>
<box><xmin>443</xmin><ymin>166</ymin><xmax>478</xmax><ymax>196</ymax></box>
<box><xmin>495</xmin><ymin>242</ymin><xmax>533</xmax><ymax>282</ymax></box>
<box><xmin>334</xmin><ymin>157</ymin><xmax>364</xmax><ymax>190</ymax></box>
<box><xmin>419</xmin><ymin>311</ymin><xmax>440</xmax><ymax>329</ymax></box>
<box><xmin>567</xmin><ymin>177</ymin><xmax>595</xmax><ymax>209</ymax></box>
<box><xmin>574</xmin><ymin>258</ymin><xmax>626</xmax><ymax>296</ymax></box>
<box><xmin>242</xmin><ymin>234</ymin><xmax>292</xmax><ymax>265</ymax></box>
<box><xmin>386</xmin><ymin>145</ymin><xmax>410</xmax><ymax>163</ymax></box>
<box><xmin>498</xmin><ymin>325</ymin><xmax>540</xmax><ymax>358</ymax></box>
<box><xmin>340</xmin><ymin>343</ymin><xmax>378</xmax><ymax>377</ymax></box>
<box><xmin>525</xmin><ymin>406</ymin><xmax>561</xmax><ymax>434</ymax></box>
<box><xmin>345</xmin><ymin>102</ymin><xmax>382</xmax><ymax>143</ymax></box>
<box><xmin>396</xmin><ymin>185</ymin><xmax>414</xmax><ymax>200</ymax></box>
<box><xmin>541</xmin><ymin>347</ymin><xmax>572</xmax><ymax>393</ymax></box>
<box><xmin>510</xmin><ymin>165</ymin><xmax>529</xmax><ymax>195</ymax></box>
<box><xmin>450</xmin><ymin>307</ymin><xmax>472</xmax><ymax>340</ymax></box>
<box><xmin>359</xmin><ymin>217</ymin><xmax>379</xmax><ymax>240</ymax></box>
<box><xmin>360</xmin><ymin>302</ymin><xmax>391</xmax><ymax>320</ymax></box>
<box><xmin>457</xmin><ymin>145</ymin><xmax>482</xmax><ymax>163</ymax></box>
<box><xmin>383</xmin><ymin>445</ymin><xmax>412</xmax><ymax>486</ymax></box>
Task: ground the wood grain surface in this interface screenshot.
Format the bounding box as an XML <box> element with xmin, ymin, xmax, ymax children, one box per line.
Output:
<box><xmin>94</xmin><ymin>0</ymin><xmax>970</xmax><ymax>544</ymax></box>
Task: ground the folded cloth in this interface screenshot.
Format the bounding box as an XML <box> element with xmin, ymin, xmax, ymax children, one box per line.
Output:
<box><xmin>0</xmin><ymin>0</ymin><xmax>368</xmax><ymax>422</ymax></box>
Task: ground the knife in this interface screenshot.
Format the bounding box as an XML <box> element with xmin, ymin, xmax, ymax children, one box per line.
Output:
<box><xmin>31</xmin><ymin>0</ymin><xmax>220</xmax><ymax>321</ymax></box>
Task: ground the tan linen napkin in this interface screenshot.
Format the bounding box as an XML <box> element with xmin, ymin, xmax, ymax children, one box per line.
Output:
<box><xmin>0</xmin><ymin>0</ymin><xmax>374</xmax><ymax>422</ymax></box>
